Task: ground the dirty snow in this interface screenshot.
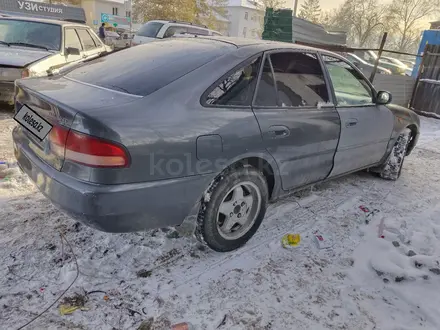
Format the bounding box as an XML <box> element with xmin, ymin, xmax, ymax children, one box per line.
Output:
<box><xmin>1</xmin><ymin>110</ymin><xmax>440</xmax><ymax>330</ymax></box>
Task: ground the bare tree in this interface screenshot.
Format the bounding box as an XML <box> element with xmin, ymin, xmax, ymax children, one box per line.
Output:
<box><xmin>329</xmin><ymin>0</ymin><xmax>387</xmax><ymax>47</ymax></box>
<box><xmin>298</xmin><ymin>0</ymin><xmax>322</xmax><ymax>24</ymax></box>
<box><xmin>133</xmin><ymin>0</ymin><xmax>197</xmax><ymax>24</ymax></box>
<box><xmin>388</xmin><ymin>0</ymin><xmax>440</xmax><ymax>52</ymax></box>
<box><xmin>259</xmin><ymin>0</ymin><xmax>287</xmax><ymax>10</ymax></box>
<box><xmin>196</xmin><ymin>0</ymin><xmax>229</xmax><ymax>31</ymax></box>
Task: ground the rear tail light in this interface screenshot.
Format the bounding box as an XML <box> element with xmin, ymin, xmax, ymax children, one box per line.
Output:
<box><xmin>49</xmin><ymin>126</ymin><xmax>129</xmax><ymax>168</ymax></box>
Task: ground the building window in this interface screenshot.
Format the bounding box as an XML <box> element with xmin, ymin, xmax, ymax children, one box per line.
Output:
<box><xmin>112</xmin><ymin>7</ymin><xmax>118</xmax><ymax>16</ymax></box>
<box><xmin>244</xmin><ymin>12</ymin><xmax>248</xmax><ymax>20</ymax></box>
<box><xmin>243</xmin><ymin>27</ymin><xmax>247</xmax><ymax>37</ymax></box>
<box><xmin>126</xmin><ymin>11</ymin><xmax>131</xmax><ymax>18</ymax></box>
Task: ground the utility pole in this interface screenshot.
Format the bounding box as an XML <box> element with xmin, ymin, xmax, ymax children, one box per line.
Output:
<box><xmin>293</xmin><ymin>0</ymin><xmax>299</xmax><ymax>17</ymax></box>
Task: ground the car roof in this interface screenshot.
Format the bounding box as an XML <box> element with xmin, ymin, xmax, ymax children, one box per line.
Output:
<box><xmin>0</xmin><ymin>15</ymin><xmax>86</xmax><ymax>27</ymax></box>
<box><xmin>197</xmin><ymin>36</ymin><xmax>333</xmax><ymax>53</ymax></box>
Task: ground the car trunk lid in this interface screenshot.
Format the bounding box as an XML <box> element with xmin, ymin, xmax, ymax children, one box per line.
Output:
<box><xmin>14</xmin><ymin>76</ymin><xmax>138</xmax><ymax>171</ymax></box>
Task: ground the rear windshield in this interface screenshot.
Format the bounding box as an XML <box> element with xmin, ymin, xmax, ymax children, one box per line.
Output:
<box><xmin>66</xmin><ymin>39</ymin><xmax>234</xmax><ymax>96</ymax></box>
<box><xmin>136</xmin><ymin>21</ymin><xmax>164</xmax><ymax>38</ymax></box>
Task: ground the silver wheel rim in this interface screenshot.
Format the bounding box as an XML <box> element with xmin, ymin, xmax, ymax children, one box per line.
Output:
<box><xmin>216</xmin><ymin>181</ymin><xmax>262</xmax><ymax>240</ymax></box>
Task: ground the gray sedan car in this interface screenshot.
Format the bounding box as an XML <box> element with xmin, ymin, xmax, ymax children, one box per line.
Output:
<box><xmin>12</xmin><ymin>37</ymin><xmax>420</xmax><ymax>252</ymax></box>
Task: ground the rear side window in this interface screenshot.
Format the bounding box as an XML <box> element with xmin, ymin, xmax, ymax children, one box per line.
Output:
<box><xmin>76</xmin><ymin>29</ymin><xmax>96</xmax><ymax>50</ymax></box>
<box><xmin>65</xmin><ymin>28</ymin><xmax>82</xmax><ymax>51</ymax></box>
<box><xmin>164</xmin><ymin>26</ymin><xmax>188</xmax><ymax>38</ymax></box>
<box><xmin>66</xmin><ymin>39</ymin><xmax>234</xmax><ymax>96</ymax></box>
<box><xmin>137</xmin><ymin>22</ymin><xmax>164</xmax><ymax>38</ymax></box>
<box><xmin>188</xmin><ymin>27</ymin><xmax>209</xmax><ymax>36</ymax></box>
<box><xmin>204</xmin><ymin>55</ymin><xmax>262</xmax><ymax>106</ymax></box>
<box><xmin>89</xmin><ymin>30</ymin><xmax>103</xmax><ymax>47</ymax></box>
<box><xmin>269</xmin><ymin>52</ymin><xmax>329</xmax><ymax>107</ymax></box>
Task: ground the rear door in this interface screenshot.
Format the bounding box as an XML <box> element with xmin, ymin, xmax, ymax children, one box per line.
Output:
<box><xmin>321</xmin><ymin>55</ymin><xmax>394</xmax><ymax>177</ymax></box>
<box><xmin>252</xmin><ymin>51</ymin><xmax>340</xmax><ymax>191</ymax></box>
<box><xmin>75</xmin><ymin>28</ymin><xmax>102</xmax><ymax>61</ymax></box>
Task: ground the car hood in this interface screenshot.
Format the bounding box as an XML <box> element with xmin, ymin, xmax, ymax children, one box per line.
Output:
<box><xmin>0</xmin><ymin>46</ymin><xmax>53</xmax><ymax>67</ymax></box>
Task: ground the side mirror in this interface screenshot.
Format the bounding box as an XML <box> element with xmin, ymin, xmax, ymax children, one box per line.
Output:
<box><xmin>376</xmin><ymin>91</ymin><xmax>392</xmax><ymax>105</ymax></box>
<box><xmin>65</xmin><ymin>47</ymin><xmax>80</xmax><ymax>56</ymax></box>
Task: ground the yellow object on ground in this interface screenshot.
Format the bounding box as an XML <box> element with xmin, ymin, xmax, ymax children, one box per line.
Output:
<box><xmin>59</xmin><ymin>305</ymin><xmax>89</xmax><ymax>315</ymax></box>
<box><xmin>281</xmin><ymin>233</ymin><xmax>301</xmax><ymax>248</ymax></box>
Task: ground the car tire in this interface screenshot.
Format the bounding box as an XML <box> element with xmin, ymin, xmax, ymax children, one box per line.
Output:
<box><xmin>195</xmin><ymin>166</ymin><xmax>268</xmax><ymax>252</ymax></box>
<box><xmin>379</xmin><ymin>129</ymin><xmax>411</xmax><ymax>181</ymax></box>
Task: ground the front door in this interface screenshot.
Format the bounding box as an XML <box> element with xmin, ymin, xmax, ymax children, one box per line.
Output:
<box><xmin>321</xmin><ymin>55</ymin><xmax>394</xmax><ymax>177</ymax></box>
<box><xmin>252</xmin><ymin>51</ymin><xmax>340</xmax><ymax>191</ymax></box>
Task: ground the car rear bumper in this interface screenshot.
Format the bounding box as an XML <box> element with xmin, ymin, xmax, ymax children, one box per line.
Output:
<box><xmin>0</xmin><ymin>81</ymin><xmax>15</xmax><ymax>105</ymax></box>
<box><xmin>13</xmin><ymin>127</ymin><xmax>213</xmax><ymax>232</ymax></box>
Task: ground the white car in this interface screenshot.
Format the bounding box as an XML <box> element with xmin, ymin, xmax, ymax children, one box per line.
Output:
<box><xmin>0</xmin><ymin>16</ymin><xmax>111</xmax><ymax>105</ymax></box>
<box><xmin>132</xmin><ymin>20</ymin><xmax>222</xmax><ymax>46</ymax></box>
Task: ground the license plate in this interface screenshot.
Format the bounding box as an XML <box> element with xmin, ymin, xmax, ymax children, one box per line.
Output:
<box><xmin>14</xmin><ymin>105</ymin><xmax>52</xmax><ymax>141</ymax></box>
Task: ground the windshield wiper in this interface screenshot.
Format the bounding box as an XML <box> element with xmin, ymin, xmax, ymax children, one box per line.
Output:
<box><xmin>8</xmin><ymin>42</ymin><xmax>50</xmax><ymax>51</ymax></box>
<box><xmin>0</xmin><ymin>41</ymin><xmax>10</xmax><ymax>47</ymax></box>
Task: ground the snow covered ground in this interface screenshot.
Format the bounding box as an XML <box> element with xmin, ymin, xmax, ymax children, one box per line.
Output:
<box><xmin>1</xmin><ymin>110</ymin><xmax>440</xmax><ymax>330</ymax></box>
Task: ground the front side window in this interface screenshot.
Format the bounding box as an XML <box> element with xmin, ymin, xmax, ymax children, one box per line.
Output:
<box><xmin>64</xmin><ymin>28</ymin><xmax>82</xmax><ymax>51</ymax></box>
<box><xmin>76</xmin><ymin>29</ymin><xmax>96</xmax><ymax>51</ymax></box>
<box><xmin>136</xmin><ymin>22</ymin><xmax>164</xmax><ymax>38</ymax></box>
<box><xmin>204</xmin><ymin>56</ymin><xmax>262</xmax><ymax>106</ymax></box>
<box><xmin>0</xmin><ymin>19</ymin><xmax>61</xmax><ymax>51</ymax></box>
<box><xmin>269</xmin><ymin>52</ymin><xmax>329</xmax><ymax>107</ymax></box>
<box><xmin>323</xmin><ymin>55</ymin><xmax>373</xmax><ymax>106</ymax></box>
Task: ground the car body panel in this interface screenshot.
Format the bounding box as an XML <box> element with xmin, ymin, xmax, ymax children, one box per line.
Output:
<box><xmin>12</xmin><ymin>132</ymin><xmax>215</xmax><ymax>232</ymax></box>
<box><xmin>0</xmin><ymin>46</ymin><xmax>53</xmax><ymax>67</ymax></box>
<box><xmin>328</xmin><ymin>104</ymin><xmax>394</xmax><ymax>177</ymax></box>
<box><xmin>12</xmin><ymin>37</ymin><xmax>420</xmax><ymax>233</ymax></box>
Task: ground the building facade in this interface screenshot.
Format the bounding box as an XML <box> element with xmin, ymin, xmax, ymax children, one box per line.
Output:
<box><xmin>80</xmin><ymin>0</ymin><xmax>131</xmax><ymax>31</ymax></box>
<box><xmin>225</xmin><ymin>0</ymin><xmax>264</xmax><ymax>39</ymax></box>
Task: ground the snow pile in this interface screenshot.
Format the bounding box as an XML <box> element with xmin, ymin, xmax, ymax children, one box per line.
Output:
<box><xmin>1</xmin><ymin>113</ymin><xmax>440</xmax><ymax>329</ymax></box>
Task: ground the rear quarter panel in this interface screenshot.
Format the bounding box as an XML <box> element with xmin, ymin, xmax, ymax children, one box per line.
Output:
<box><xmin>75</xmin><ymin>47</ymin><xmax>277</xmax><ymax>186</ymax></box>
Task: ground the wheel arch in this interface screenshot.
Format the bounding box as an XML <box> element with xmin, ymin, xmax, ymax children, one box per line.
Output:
<box><xmin>405</xmin><ymin>124</ymin><xmax>419</xmax><ymax>155</ymax></box>
<box><xmin>204</xmin><ymin>152</ymin><xmax>282</xmax><ymax>201</ymax></box>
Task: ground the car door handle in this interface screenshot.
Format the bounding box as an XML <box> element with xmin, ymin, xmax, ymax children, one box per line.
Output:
<box><xmin>345</xmin><ymin>119</ymin><xmax>358</xmax><ymax>128</ymax></box>
<box><xmin>268</xmin><ymin>126</ymin><xmax>290</xmax><ymax>139</ymax></box>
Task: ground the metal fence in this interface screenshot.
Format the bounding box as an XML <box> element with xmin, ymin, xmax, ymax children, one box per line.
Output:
<box><xmin>410</xmin><ymin>45</ymin><xmax>440</xmax><ymax>117</ymax></box>
<box><xmin>374</xmin><ymin>75</ymin><xmax>416</xmax><ymax>107</ymax></box>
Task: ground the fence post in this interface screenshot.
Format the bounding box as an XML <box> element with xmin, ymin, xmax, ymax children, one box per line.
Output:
<box><xmin>409</xmin><ymin>44</ymin><xmax>429</xmax><ymax>109</ymax></box>
<box><xmin>369</xmin><ymin>32</ymin><xmax>388</xmax><ymax>83</ymax></box>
